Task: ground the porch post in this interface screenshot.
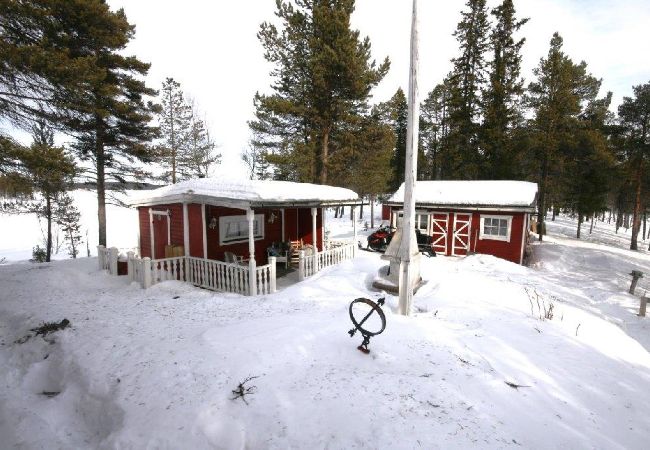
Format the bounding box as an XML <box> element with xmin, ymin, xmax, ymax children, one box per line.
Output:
<box><xmin>183</xmin><ymin>203</ymin><xmax>190</xmax><ymax>257</ymax></box>
<box><xmin>202</xmin><ymin>203</ymin><xmax>207</xmax><ymax>259</ymax></box>
<box><xmin>281</xmin><ymin>208</ymin><xmax>285</xmax><ymax>242</ymax></box>
<box><xmin>352</xmin><ymin>205</ymin><xmax>358</xmax><ymax>256</ymax></box>
<box><xmin>321</xmin><ymin>207</ymin><xmax>326</xmax><ymax>249</ymax></box>
<box><xmin>247</xmin><ymin>208</ymin><xmax>257</xmax><ymax>296</ymax></box>
<box><xmin>149</xmin><ymin>208</ymin><xmax>154</xmax><ymax>259</ymax></box>
<box><xmin>311</xmin><ymin>207</ymin><xmax>319</xmax><ymax>272</ymax></box>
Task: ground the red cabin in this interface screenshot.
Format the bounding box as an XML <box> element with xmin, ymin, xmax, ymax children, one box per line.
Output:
<box><xmin>382</xmin><ymin>181</ymin><xmax>538</xmax><ymax>264</ymax></box>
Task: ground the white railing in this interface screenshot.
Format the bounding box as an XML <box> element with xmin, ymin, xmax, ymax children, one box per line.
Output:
<box><xmin>97</xmin><ymin>245</ymin><xmax>118</xmax><ymax>275</ymax></box>
<box><xmin>256</xmin><ymin>260</ymin><xmax>276</xmax><ymax>296</ymax></box>
<box><xmin>152</xmin><ymin>256</ymin><xmax>186</xmax><ymax>284</ymax></box>
<box><xmin>186</xmin><ymin>256</ymin><xmax>250</xmax><ymax>295</ymax></box>
<box><xmin>299</xmin><ymin>242</ymin><xmax>356</xmax><ymax>281</ymax></box>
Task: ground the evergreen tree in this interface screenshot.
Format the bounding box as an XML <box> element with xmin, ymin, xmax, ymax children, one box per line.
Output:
<box><xmin>526</xmin><ymin>33</ymin><xmax>601</xmax><ymax>240</ymax></box>
<box><xmin>10</xmin><ymin>126</ymin><xmax>76</xmax><ymax>262</ymax></box>
<box><xmin>55</xmin><ymin>193</ymin><xmax>83</xmax><ymax>258</ymax></box>
<box><xmin>158</xmin><ymin>77</ymin><xmax>191</xmax><ymax>183</ymax></box>
<box><xmin>386</xmin><ymin>88</ymin><xmax>408</xmax><ymax>191</ymax></box>
<box><xmin>446</xmin><ymin>0</ymin><xmax>490</xmax><ymax>179</ymax></box>
<box><xmin>481</xmin><ymin>0</ymin><xmax>528</xmax><ymax>179</ymax></box>
<box><xmin>65</xmin><ymin>1</ymin><xmax>159</xmax><ymax>247</ymax></box>
<box><xmin>420</xmin><ymin>81</ymin><xmax>452</xmax><ymax>180</ymax></box>
<box><xmin>618</xmin><ymin>82</ymin><xmax>650</xmax><ymax>250</ymax></box>
<box><xmin>178</xmin><ymin>101</ymin><xmax>221</xmax><ymax>179</ymax></box>
<box><xmin>250</xmin><ymin>0</ymin><xmax>389</xmax><ymax>185</ymax></box>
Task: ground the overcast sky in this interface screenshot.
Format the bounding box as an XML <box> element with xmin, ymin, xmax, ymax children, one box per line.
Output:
<box><xmin>104</xmin><ymin>0</ymin><xmax>650</xmax><ymax>176</ymax></box>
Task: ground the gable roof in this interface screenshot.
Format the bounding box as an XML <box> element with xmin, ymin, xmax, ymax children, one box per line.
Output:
<box><xmin>130</xmin><ymin>178</ymin><xmax>361</xmax><ymax>208</ymax></box>
<box><xmin>386</xmin><ymin>180</ymin><xmax>538</xmax><ymax>210</ymax></box>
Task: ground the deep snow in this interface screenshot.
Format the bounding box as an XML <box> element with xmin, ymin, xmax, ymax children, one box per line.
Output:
<box><xmin>1</xmin><ymin>199</ymin><xmax>650</xmax><ymax>449</ymax></box>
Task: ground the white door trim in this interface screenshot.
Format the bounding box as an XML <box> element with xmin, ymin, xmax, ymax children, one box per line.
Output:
<box><xmin>452</xmin><ymin>213</ymin><xmax>472</xmax><ymax>256</ymax></box>
<box><xmin>430</xmin><ymin>213</ymin><xmax>449</xmax><ymax>255</ymax></box>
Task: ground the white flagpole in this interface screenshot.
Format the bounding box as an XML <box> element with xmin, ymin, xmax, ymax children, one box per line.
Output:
<box><xmin>398</xmin><ymin>0</ymin><xmax>421</xmax><ymax>316</ymax></box>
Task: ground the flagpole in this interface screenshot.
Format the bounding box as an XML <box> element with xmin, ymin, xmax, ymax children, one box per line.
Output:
<box><xmin>398</xmin><ymin>0</ymin><xmax>421</xmax><ymax>316</ymax></box>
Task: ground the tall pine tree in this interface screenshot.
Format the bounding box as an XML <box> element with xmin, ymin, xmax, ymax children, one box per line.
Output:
<box><xmin>481</xmin><ymin>0</ymin><xmax>528</xmax><ymax>179</ymax></box>
<box><xmin>158</xmin><ymin>77</ymin><xmax>191</xmax><ymax>183</ymax></box>
<box><xmin>526</xmin><ymin>33</ymin><xmax>601</xmax><ymax>240</ymax></box>
<box><xmin>446</xmin><ymin>0</ymin><xmax>490</xmax><ymax>179</ymax></box>
<box><xmin>250</xmin><ymin>0</ymin><xmax>389</xmax><ymax>185</ymax></box>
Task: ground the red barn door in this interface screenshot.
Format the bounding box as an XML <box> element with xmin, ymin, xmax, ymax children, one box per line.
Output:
<box><xmin>452</xmin><ymin>213</ymin><xmax>472</xmax><ymax>256</ymax></box>
<box><xmin>431</xmin><ymin>213</ymin><xmax>449</xmax><ymax>255</ymax></box>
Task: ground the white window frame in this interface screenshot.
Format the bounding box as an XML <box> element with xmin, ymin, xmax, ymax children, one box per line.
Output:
<box><xmin>219</xmin><ymin>214</ymin><xmax>264</xmax><ymax>245</ymax></box>
<box><xmin>394</xmin><ymin>210</ymin><xmax>431</xmax><ymax>234</ymax></box>
<box><xmin>479</xmin><ymin>215</ymin><xmax>512</xmax><ymax>242</ymax></box>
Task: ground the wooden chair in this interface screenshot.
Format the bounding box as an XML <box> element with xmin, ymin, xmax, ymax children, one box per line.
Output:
<box><xmin>267</xmin><ymin>242</ymin><xmax>290</xmax><ymax>269</ymax></box>
<box><xmin>224</xmin><ymin>251</ymin><xmax>248</xmax><ymax>266</ymax></box>
<box><xmin>289</xmin><ymin>239</ymin><xmax>303</xmax><ymax>267</ymax></box>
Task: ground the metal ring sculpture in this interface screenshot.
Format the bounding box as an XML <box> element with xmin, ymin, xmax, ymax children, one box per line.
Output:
<box><xmin>348</xmin><ymin>297</ymin><xmax>386</xmax><ymax>353</ymax></box>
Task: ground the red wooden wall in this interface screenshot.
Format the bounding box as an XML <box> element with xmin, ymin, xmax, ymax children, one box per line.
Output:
<box><xmin>383</xmin><ymin>205</ymin><xmax>528</xmax><ymax>264</ymax></box>
<box><xmin>138</xmin><ymin>204</ymin><xmax>324</xmax><ymax>264</ymax></box>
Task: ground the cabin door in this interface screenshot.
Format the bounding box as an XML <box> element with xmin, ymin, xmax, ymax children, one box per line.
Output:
<box><xmin>451</xmin><ymin>213</ymin><xmax>472</xmax><ymax>256</ymax></box>
<box><xmin>430</xmin><ymin>213</ymin><xmax>449</xmax><ymax>255</ymax></box>
<box><xmin>152</xmin><ymin>212</ymin><xmax>170</xmax><ymax>259</ymax></box>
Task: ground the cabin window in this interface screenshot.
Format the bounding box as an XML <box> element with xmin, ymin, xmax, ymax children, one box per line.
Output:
<box><xmin>219</xmin><ymin>214</ymin><xmax>264</xmax><ymax>245</ymax></box>
<box><xmin>394</xmin><ymin>211</ymin><xmax>430</xmax><ymax>233</ymax></box>
<box><xmin>479</xmin><ymin>215</ymin><xmax>512</xmax><ymax>242</ymax></box>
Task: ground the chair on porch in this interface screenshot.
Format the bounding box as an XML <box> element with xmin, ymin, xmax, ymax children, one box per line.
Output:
<box><xmin>267</xmin><ymin>242</ymin><xmax>290</xmax><ymax>269</ymax></box>
<box><xmin>224</xmin><ymin>251</ymin><xmax>249</xmax><ymax>266</ymax></box>
<box><xmin>289</xmin><ymin>239</ymin><xmax>303</xmax><ymax>267</ymax></box>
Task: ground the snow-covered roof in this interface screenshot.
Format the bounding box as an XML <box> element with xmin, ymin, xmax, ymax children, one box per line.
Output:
<box><xmin>130</xmin><ymin>178</ymin><xmax>360</xmax><ymax>208</ymax></box>
<box><xmin>387</xmin><ymin>180</ymin><xmax>537</xmax><ymax>209</ymax></box>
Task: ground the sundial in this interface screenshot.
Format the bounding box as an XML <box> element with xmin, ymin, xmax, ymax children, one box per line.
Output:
<box><xmin>348</xmin><ymin>297</ymin><xmax>386</xmax><ymax>354</ymax></box>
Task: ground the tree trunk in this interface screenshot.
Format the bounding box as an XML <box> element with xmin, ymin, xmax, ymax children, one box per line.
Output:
<box><xmin>319</xmin><ymin>128</ymin><xmax>330</xmax><ymax>185</ymax></box>
<box><xmin>359</xmin><ymin>202</ymin><xmax>364</xmax><ymax>219</ymax></box>
<box><xmin>630</xmin><ymin>163</ymin><xmax>643</xmax><ymax>250</ymax></box>
<box><xmin>644</xmin><ymin>211</ymin><xmax>647</xmax><ymax>240</ymax></box>
<box><xmin>608</xmin><ymin>209</ymin><xmax>612</xmax><ymax>224</ymax></box>
<box><xmin>616</xmin><ymin>211</ymin><xmax>622</xmax><ymax>233</ymax></box>
<box><xmin>370</xmin><ymin>195</ymin><xmax>375</xmax><ymax>228</ymax></box>
<box><xmin>537</xmin><ymin>154</ymin><xmax>549</xmax><ymax>241</ymax></box>
<box><xmin>96</xmin><ymin>118</ymin><xmax>107</xmax><ymax>247</ymax></box>
<box><xmin>46</xmin><ymin>195</ymin><xmax>52</xmax><ymax>262</ymax></box>
<box><xmin>589</xmin><ymin>214</ymin><xmax>594</xmax><ymax>234</ymax></box>
<box><xmin>552</xmin><ymin>205</ymin><xmax>558</xmax><ymax>221</ymax></box>
<box><xmin>576</xmin><ymin>214</ymin><xmax>582</xmax><ymax>239</ymax></box>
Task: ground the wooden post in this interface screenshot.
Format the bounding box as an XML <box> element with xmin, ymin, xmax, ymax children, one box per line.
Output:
<box><xmin>142</xmin><ymin>257</ymin><xmax>152</xmax><ymax>288</ymax></box>
<box><xmin>269</xmin><ymin>256</ymin><xmax>277</xmax><ymax>293</ymax></box>
<box><xmin>247</xmin><ymin>209</ymin><xmax>257</xmax><ymax>296</ymax></box>
<box><xmin>629</xmin><ymin>270</ymin><xmax>644</xmax><ymax>295</ymax></box>
<box><xmin>311</xmin><ymin>207</ymin><xmax>319</xmax><ymax>272</ymax></box>
<box><xmin>202</xmin><ymin>203</ymin><xmax>207</xmax><ymax>258</ymax></box>
<box><xmin>127</xmin><ymin>251</ymin><xmax>135</xmax><ymax>282</ymax></box>
<box><xmin>97</xmin><ymin>245</ymin><xmax>105</xmax><ymax>270</ymax></box>
<box><xmin>639</xmin><ymin>296</ymin><xmax>648</xmax><ymax>317</ymax></box>
<box><xmin>183</xmin><ymin>203</ymin><xmax>190</xmax><ymax>257</ymax></box>
<box><xmin>298</xmin><ymin>250</ymin><xmax>306</xmax><ymax>281</ymax></box>
<box><xmin>109</xmin><ymin>247</ymin><xmax>119</xmax><ymax>276</ymax></box>
<box><xmin>281</xmin><ymin>209</ymin><xmax>285</xmax><ymax>242</ymax></box>
<box><xmin>352</xmin><ymin>205</ymin><xmax>358</xmax><ymax>256</ymax></box>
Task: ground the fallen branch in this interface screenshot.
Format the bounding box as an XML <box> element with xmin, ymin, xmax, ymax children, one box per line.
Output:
<box><xmin>575</xmin><ymin>323</ymin><xmax>581</xmax><ymax>337</ymax></box>
<box><xmin>231</xmin><ymin>375</ymin><xmax>260</xmax><ymax>405</ymax></box>
<box><xmin>504</xmin><ymin>380</ymin><xmax>531</xmax><ymax>389</ymax></box>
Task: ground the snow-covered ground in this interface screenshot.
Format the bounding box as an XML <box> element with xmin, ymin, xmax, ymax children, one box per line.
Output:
<box><xmin>1</xmin><ymin>198</ymin><xmax>650</xmax><ymax>449</ymax></box>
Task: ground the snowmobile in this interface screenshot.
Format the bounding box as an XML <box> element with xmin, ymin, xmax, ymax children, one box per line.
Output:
<box><xmin>366</xmin><ymin>226</ymin><xmax>436</xmax><ymax>257</ymax></box>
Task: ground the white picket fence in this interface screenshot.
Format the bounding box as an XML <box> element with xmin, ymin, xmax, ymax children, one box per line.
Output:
<box><xmin>118</xmin><ymin>251</ymin><xmax>277</xmax><ymax>296</ymax></box>
<box><xmin>298</xmin><ymin>242</ymin><xmax>356</xmax><ymax>281</ymax></box>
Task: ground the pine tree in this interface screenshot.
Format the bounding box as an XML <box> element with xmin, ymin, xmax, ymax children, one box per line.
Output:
<box><xmin>481</xmin><ymin>0</ymin><xmax>528</xmax><ymax>179</ymax></box>
<box><xmin>158</xmin><ymin>77</ymin><xmax>191</xmax><ymax>183</ymax></box>
<box><xmin>446</xmin><ymin>0</ymin><xmax>490</xmax><ymax>179</ymax></box>
<box><xmin>178</xmin><ymin>101</ymin><xmax>221</xmax><ymax>179</ymax></box>
<box><xmin>386</xmin><ymin>88</ymin><xmax>408</xmax><ymax>191</ymax></box>
<box><xmin>420</xmin><ymin>81</ymin><xmax>452</xmax><ymax>180</ymax></box>
<box><xmin>55</xmin><ymin>193</ymin><xmax>83</xmax><ymax>258</ymax></box>
<box><xmin>526</xmin><ymin>33</ymin><xmax>601</xmax><ymax>240</ymax></box>
<box><xmin>64</xmin><ymin>1</ymin><xmax>159</xmax><ymax>247</ymax></box>
<box><xmin>250</xmin><ymin>0</ymin><xmax>389</xmax><ymax>185</ymax></box>
<box><xmin>618</xmin><ymin>82</ymin><xmax>650</xmax><ymax>250</ymax></box>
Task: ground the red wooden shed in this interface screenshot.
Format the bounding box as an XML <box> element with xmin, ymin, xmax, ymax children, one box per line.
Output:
<box><xmin>382</xmin><ymin>180</ymin><xmax>538</xmax><ymax>264</ymax></box>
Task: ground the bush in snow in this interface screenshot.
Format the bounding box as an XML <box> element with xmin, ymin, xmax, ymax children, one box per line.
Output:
<box><xmin>31</xmin><ymin>245</ymin><xmax>46</xmax><ymax>263</ymax></box>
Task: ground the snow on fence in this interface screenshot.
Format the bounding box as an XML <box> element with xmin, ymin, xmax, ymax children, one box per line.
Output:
<box><xmin>97</xmin><ymin>245</ymin><xmax>118</xmax><ymax>275</ymax></box>
<box><xmin>299</xmin><ymin>242</ymin><xmax>356</xmax><ymax>281</ymax></box>
<box><xmin>116</xmin><ymin>252</ymin><xmax>277</xmax><ymax>296</ymax></box>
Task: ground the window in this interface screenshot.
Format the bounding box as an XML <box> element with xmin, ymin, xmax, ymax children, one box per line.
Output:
<box><xmin>479</xmin><ymin>215</ymin><xmax>512</xmax><ymax>242</ymax></box>
<box><xmin>394</xmin><ymin>211</ymin><xmax>430</xmax><ymax>233</ymax></box>
<box><xmin>219</xmin><ymin>214</ymin><xmax>264</xmax><ymax>245</ymax></box>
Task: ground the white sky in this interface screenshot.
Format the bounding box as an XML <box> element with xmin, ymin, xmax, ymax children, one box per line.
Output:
<box><xmin>13</xmin><ymin>0</ymin><xmax>650</xmax><ymax>178</ymax></box>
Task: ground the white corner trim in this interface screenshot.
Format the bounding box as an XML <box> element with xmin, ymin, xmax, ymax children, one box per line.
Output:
<box><xmin>479</xmin><ymin>214</ymin><xmax>513</xmax><ymax>242</ymax></box>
